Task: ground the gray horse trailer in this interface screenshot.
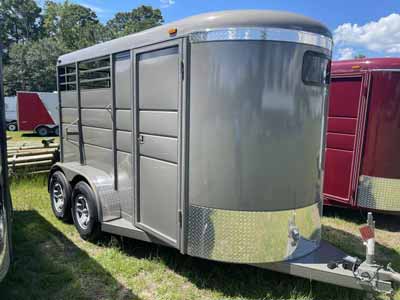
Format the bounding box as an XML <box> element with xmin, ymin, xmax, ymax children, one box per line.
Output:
<box><xmin>48</xmin><ymin>10</ymin><xmax>400</xmax><ymax>294</ymax></box>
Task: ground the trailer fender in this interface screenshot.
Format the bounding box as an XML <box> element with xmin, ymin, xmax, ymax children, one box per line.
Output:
<box><xmin>49</xmin><ymin>163</ymin><xmax>117</xmax><ymax>222</ymax></box>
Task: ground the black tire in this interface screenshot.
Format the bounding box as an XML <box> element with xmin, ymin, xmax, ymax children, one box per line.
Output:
<box><xmin>6</xmin><ymin>122</ymin><xmax>17</xmax><ymax>131</ymax></box>
<box><xmin>53</xmin><ymin>127</ymin><xmax>59</xmax><ymax>136</ymax></box>
<box><xmin>36</xmin><ymin>126</ymin><xmax>49</xmax><ymax>137</ymax></box>
<box><xmin>0</xmin><ymin>200</ymin><xmax>11</xmax><ymax>281</ymax></box>
<box><xmin>49</xmin><ymin>171</ymin><xmax>72</xmax><ymax>222</ymax></box>
<box><xmin>71</xmin><ymin>181</ymin><xmax>101</xmax><ymax>241</ymax></box>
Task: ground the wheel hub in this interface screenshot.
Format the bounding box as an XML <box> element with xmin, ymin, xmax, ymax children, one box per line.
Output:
<box><xmin>52</xmin><ymin>182</ymin><xmax>64</xmax><ymax>213</ymax></box>
<box><xmin>75</xmin><ymin>195</ymin><xmax>90</xmax><ymax>230</ymax></box>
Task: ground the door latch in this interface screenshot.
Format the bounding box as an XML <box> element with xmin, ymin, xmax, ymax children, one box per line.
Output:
<box><xmin>138</xmin><ymin>135</ymin><xmax>145</xmax><ymax>144</ymax></box>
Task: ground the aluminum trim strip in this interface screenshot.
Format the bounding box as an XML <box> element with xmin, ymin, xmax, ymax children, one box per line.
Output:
<box><xmin>370</xmin><ymin>69</ymin><xmax>400</xmax><ymax>72</ymax></box>
<box><xmin>358</xmin><ymin>175</ymin><xmax>400</xmax><ymax>212</ymax></box>
<box><xmin>187</xmin><ymin>202</ymin><xmax>321</xmax><ymax>263</ymax></box>
<box><xmin>189</xmin><ymin>27</ymin><xmax>333</xmax><ymax>50</ymax></box>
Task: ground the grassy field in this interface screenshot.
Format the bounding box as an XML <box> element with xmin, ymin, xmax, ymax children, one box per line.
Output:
<box><xmin>7</xmin><ymin>131</ymin><xmax>60</xmax><ymax>143</ymax></box>
<box><xmin>0</xmin><ymin>133</ymin><xmax>399</xmax><ymax>300</ymax></box>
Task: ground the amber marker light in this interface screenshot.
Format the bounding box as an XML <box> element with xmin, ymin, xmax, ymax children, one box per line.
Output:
<box><xmin>168</xmin><ymin>28</ymin><xmax>178</xmax><ymax>36</ymax></box>
<box><xmin>352</xmin><ymin>65</ymin><xmax>361</xmax><ymax>70</ymax></box>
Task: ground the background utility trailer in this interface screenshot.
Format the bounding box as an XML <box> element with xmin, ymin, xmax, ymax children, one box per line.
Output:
<box><xmin>17</xmin><ymin>91</ymin><xmax>59</xmax><ymax>136</ymax></box>
<box><xmin>48</xmin><ymin>10</ymin><xmax>400</xmax><ymax>294</ymax></box>
<box><xmin>4</xmin><ymin>96</ymin><xmax>17</xmax><ymax>131</ymax></box>
<box><xmin>324</xmin><ymin>58</ymin><xmax>400</xmax><ymax>214</ymax></box>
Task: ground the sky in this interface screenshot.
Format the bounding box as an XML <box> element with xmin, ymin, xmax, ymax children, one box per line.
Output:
<box><xmin>37</xmin><ymin>0</ymin><xmax>400</xmax><ymax>60</ymax></box>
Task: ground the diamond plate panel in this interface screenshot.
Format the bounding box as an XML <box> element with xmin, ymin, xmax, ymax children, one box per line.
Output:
<box><xmin>187</xmin><ymin>203</ymin><xmax>321</xmax><ymax>263</ymax></box>
<box><xmin>358</xmin><ymin>175</ymin><xmax>400</xmax><ymax>211</ymax></box>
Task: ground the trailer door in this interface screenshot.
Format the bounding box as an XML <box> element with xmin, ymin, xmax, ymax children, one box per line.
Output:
<box><xmin>133</xmin><ymin>40</ymin><xmax>184</xmax><ymax>248</ymax></box>
<box><xmin>323</xmin><ymin>75</ymin><xmax>368</xmax><ymax>205</ymax></box>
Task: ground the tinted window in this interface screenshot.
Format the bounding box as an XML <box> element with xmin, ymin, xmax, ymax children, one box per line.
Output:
<box><xmin>302</xmin><ymin>51</ymin><xmax>331</xmax><ymax>86</ymax></box>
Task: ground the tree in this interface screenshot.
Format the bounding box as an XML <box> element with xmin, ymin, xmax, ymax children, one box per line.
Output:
<box><xmin>4</xmin><ymin>38</ymin><xmax>67</xmax><ymax>95</ymax></box>
<box><xmin>354</xmin><ymin>54</ymin><xmax>366</xmax><ymax>59</ymax></box>
<box><xmin>0</xmin><ymin>0</ymin><xmax>42</xmax><ymax>55</ymax></box>
<box><xmin>2</xmin><ymin>2</ymin><xmax>165</xmax><ymax>95</ymax></box>
<box><xmin>106</xmin><ymin>5</ymin><xmax>163</xmax><ymax>38</ymax></box>
<box><xmin>42</xmin><ymin>0</ymin><xmax>106</xmax><ymax>51</ymax></box>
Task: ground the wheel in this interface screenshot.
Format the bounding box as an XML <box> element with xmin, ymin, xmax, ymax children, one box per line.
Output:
<box><xmin>49</xmin><ymin>171</ymin><xmax>72</xmax><ymax>222</ymax></box>
<box><xmin>53</xmin><ymin>127</ymin><xmax>59</xmax><ymax>136</ymax></box>
<box><xmin>6</xmin><ymin>123</ymin><xmax>17</xmax><ymax>131</ymax></box>
<box><xmin>71</xmin><ymin>182</ymin><xmax>101</xmax><ymax>240</ymax></box>
<box><xmin>0</xmin><ymin>202</ymin><xmax>11</xmax><ymax>281</ymax></box>
<box><xmin>36</xmin><ymin>126</ymin><xmax>49</xmax><ymax>137</ymax></box>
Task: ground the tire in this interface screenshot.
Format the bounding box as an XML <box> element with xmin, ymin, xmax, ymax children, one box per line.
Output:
<box><xmin>0</xmin><ymin>201</ymin><xmax>11</xmax><ymax>281</ymax></box>
<box><xmin>54</xmin><ymin>127</ymin><xmax>59</xmax><ymax>136</ymax></box>
<box><xmin>36</xmin><ymin>126</ymin><xmax>49</xmax><ymax>137</ymax></box>
<box><xmin>71</xmin><ymin>181</ymin><xmax>101</xmax><ymax>241</ymax></box>
<box><xmin>49</xmin><ymin>171</ymin><xmax>72</xmax><ymax>222</ymax></box>
<box><xmin>6</xmin><ymin>123</ymin><xmax>17</xmax><ymax>132</ymax></box>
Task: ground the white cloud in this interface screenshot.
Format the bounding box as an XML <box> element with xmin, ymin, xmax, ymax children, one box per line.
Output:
<box><xmin>336</xmin><ymin>47</ymin><xmax>355</xmax><ymax>60</ymax></box>
<box><xmin>160</xmin><ymin>0</ymin><xmax>175</xmax><ymax>8</ymax></box>
<box><xmin>333</xmin><ymin>13</ymin><xmax>400</xmax><ymax>55</ymax></box>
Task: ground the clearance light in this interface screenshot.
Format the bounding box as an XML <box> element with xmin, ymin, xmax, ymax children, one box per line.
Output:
<box><xmin>352</xmin><ymin>65</ymin><xmax>361</xmax><ymax>70</ymax></box>
<box><xmin>168</xmin><ymin>28</ymin><xmax>178</xmax><ymax>36</ymax></box>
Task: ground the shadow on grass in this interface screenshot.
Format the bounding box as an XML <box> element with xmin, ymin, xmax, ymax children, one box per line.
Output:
<box><xmin>111</xmin><ymin>226</ymin><xmax>399</xmax><ymax>300</ymax></box>
<box><xmin>20</xmin><ymin>132</ymin><xmax>59</xmax><ymax>138</ymax></box>
<box><xmin>324</xmin><ymin>206</ymin><xmax>400</xmax><ymax>232</ymax></box>
<box><xmin>0</xmin><ymin>210</ymin><xmax>139</xmax><ymax>300</ymax></box>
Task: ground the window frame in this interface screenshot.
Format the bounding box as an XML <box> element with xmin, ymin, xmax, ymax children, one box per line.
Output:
<box><xmin>78</xmin><ymin>56</ymin><xmax>111</xmax><ymax>90</ymax></box>
<box><xmin>302</xmin><ymin>51</ymin><xmax>331</xmax><ymax>87</ymax></box>
<box><xmin>59</xmin><ymin>64</ymin><xmax>77</xmax><ymax>91</ymax></box>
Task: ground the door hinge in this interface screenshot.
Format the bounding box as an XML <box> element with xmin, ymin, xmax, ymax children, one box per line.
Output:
<box><xmin>181</xmin><ymin>61</ymin><xmax>184</xmax><ymax>80</ymax></box>
<box><xmin>178</xmin><ymin>210</ymin><xmax>183</xmax><ymax>227</ymax></box>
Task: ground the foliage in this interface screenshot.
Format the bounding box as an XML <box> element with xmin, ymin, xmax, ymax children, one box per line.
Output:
<box><xmin>0</xmin><ymin>1</ymin><xmax>163</xmax><ymax>95</ymax></box>
<box><xmin>4</xmin><ymin>38</ymin><xmax>67</xmax><ymax>95</ymax></box>
<box><xmin>106</xmin><ymin>5</ymin><xmax>164</xmax><ymax>38</ymax></box>
<box><xmin>0</xmin><ymin>0</ymin><xmax>42</xmax><ymax>55</ymax></box>
<box><xmin>42</xmin><ymin>0</ymin><xmax>108</xmax><ymax>51</ymax></box>
<box><xmin>354</xmin><ymin>53</ymin><xmax>366</xmax><ymax>59</ymax></box>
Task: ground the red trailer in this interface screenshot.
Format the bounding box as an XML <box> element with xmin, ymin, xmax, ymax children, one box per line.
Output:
<box><xmin>16</xmin><ymin>91</ymin><xmax>59</xmax><ymax>136</ymax></box>
<box><xmin>323</xmin><ymin>58</ymin><xmax>400</xmax><ymax>213</ymax></box>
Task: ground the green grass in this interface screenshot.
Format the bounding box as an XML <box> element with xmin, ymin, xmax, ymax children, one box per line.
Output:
<box><xmin>7</xmin><ymin>131</ymin><xmax>60</xmax><ymax>143</ymax></box>
<box><xmin>0</xmin><ymin>175</ymin><xmax>398</xmax><ymax>300</ymax></box>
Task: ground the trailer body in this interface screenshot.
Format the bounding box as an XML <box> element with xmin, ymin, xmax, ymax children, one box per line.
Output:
<box><xmin>5</xmin><ymin>96</ymin><xmax>17</xmax><ymax>124</ymax></box>
<box><xmin>0</xmin><ymin>46</ymin><xmax>12</xmax><ymax>282</ymax></box>
<box><xmin>48</xmin><ymin>10</ymin><xmax>400</xmax><ymax>293</ymax></box>
<box><xmin>17</xmin><ymin>91</ymin><xmax>59</xmax><ymax>136</ymax></box>
<box><xmin>323</xmin><ymin>58</ymin><xmax>400</xmax><ymax>213</ymax></box>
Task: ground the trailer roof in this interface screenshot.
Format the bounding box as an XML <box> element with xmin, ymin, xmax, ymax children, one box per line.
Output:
<box><xmin>332</xmin><ymin>58</ymin><xmax>400</xmax><ymax>73</ymax></box>
<box><xmin>58</xmin><ymin>10</ymin><xmax>331</xmax><ymax>66</ymax></box>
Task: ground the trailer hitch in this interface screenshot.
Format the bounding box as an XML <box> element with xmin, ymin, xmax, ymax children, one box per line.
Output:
<box><xmin>327</xmin><ymin>212</ymin><xmax>400</xmax><ymax>296</ymax></box>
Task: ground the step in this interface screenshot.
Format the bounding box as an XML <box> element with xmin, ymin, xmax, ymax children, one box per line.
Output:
<box><xmin>102</xmin><ymin>218</ymin><xmax>166</xmax><ymax>245</ymax></box>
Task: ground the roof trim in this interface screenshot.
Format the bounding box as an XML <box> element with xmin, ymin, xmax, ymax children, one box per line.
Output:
<box><xmin>189</xmin><ymin>27</ymin><xmax>332</xmax><ymax>50</ymax></box>
<box><xmin>58</xmin><ymin>10</ymin><xmax>332</xmax><ymax>66</ymax></box>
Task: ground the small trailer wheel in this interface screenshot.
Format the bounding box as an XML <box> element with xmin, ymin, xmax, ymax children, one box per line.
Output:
<box><xmin>53</xmin><ymin>127</ymin><xmax>59</xmax><ymax>136</ymax></box>
<box><xmin>71</xmin><ymin>182</ymin><xmax>101</xmax><ymax>241</ymax></box>
<box><xmin>50</xmin><ymin>171</ymin><xmax>72</xmax><ymax>222</ymax></box>
<box><xmin>36</xmin><ymin>126</ymin><xmax>50</xmax><ymax>137</ymax></box>
<box><xmin>7</xmin><ymin>122</ymin><xmax>17</xmax><ymax>131</ymax></box>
